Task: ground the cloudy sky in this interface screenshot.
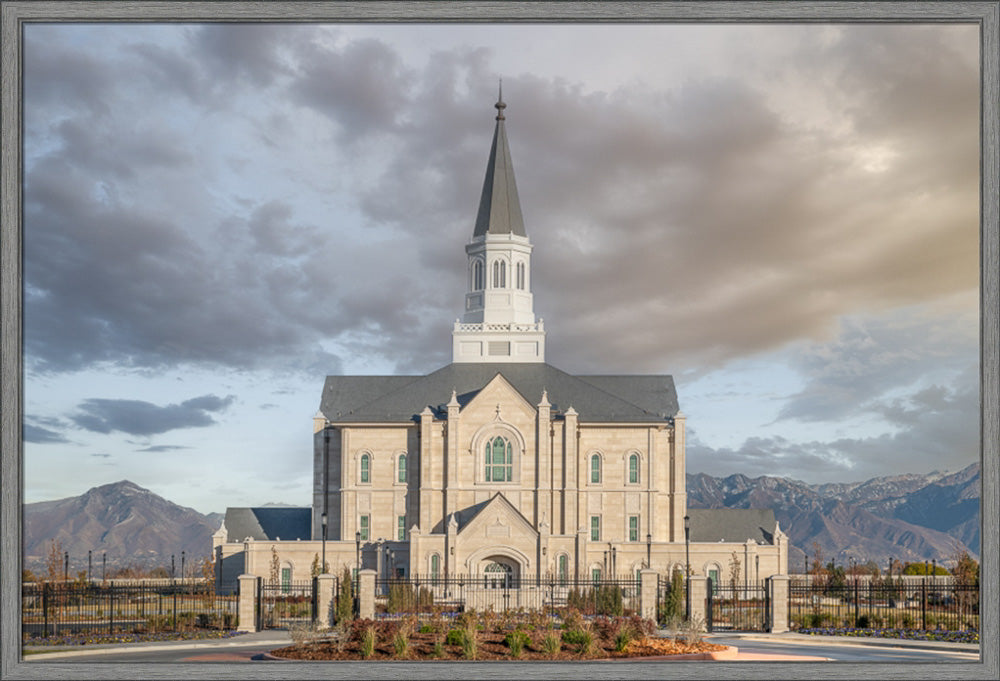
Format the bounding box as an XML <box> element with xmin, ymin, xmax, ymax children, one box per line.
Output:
<box><xmin>22</xmin><ymin>22</ymin><xmax>981</xmax><ymax>514</ymax></box>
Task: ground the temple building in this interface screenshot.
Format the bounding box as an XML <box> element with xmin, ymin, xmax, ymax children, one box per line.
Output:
<box><xmin>214</xmin><ymin>92</ymin><xmax>788</xmax><ymax>592</ymax></box>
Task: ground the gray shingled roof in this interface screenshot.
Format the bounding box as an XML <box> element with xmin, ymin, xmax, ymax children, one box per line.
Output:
<box><xmin>473</xmin><ymin>98</ymin><xmax>526</xmax><ymax>238</ymax></box>
<box><xmin>224</xmin><ymin>507</ymin><xmax>311</xmax><ymax>542</ymax></box>
<box><xmin>687</xmin><ymin>508</ymin><xmax>777</xmax><ymax>545</ymax></box>
<box><xmin>319</xmin><ymin>363</ymin><xmax>678</xmax><ymax>424</ymax></box>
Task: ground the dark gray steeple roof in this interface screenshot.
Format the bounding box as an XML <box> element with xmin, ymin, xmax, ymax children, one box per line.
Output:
<box><xmin>473</xmin><ymin>83</ymin><xmax>526</xmax><ymax>237</ymax></box>
<box><xmin>319</xmin><ymin>362</ymin><xmax>679</xmax><ymax>424</ymax></box>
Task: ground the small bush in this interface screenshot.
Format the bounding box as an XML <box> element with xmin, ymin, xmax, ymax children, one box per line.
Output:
<box><xmin>392</xmin><ymin>631</ymin><xmax>409</xmax><ymax>658</ymax></box>
<box><xmin>541</xmin><ymin>632</ymin><xmax>561</xmax><ymax>655</ymax></box>
<box><xmin>460</xmin><ymin>627</ymin><xmax>477</xmax><ymax>660</ymax></box>
<box><xmin>445</xmin><ymin>628</ymin><xmax>465</xmax><ymax>646</ymax></box>
<box><xmin>432</xmin><ymin>641</ymin><xmax>445</xmax><ymax>658</ymax></box>
<box><xmin>504</xmin><ymin>629</ymin><xmax>531</xmax><ymax>657</ymax></box>
<box><xmin>359</xmin><ymin>627</ymin><xmax>376</xmax><ymax>659</ymax></box>
<box><xmin>418</xmin><ymin>623</ymin><xmax>434</xmax><ymax>634</ymax></box>
<box><xmin>614</xmin><ymin>629</ymin><xmax>634</xmax><ymax>652</ymax></box>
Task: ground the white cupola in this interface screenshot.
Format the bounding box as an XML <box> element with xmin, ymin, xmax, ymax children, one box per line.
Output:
<box><xmin>453</xmin><ymin>85</ymin><xmax>545</xmax><ymax>363</ymax></box>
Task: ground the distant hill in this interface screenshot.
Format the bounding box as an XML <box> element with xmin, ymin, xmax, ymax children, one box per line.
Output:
<box><xmin>687</xmin><ymin>463</ymin><xmax>980</xmax><ymax>571</ymax></box>
<box><xmin>23</xmin><ymin>480</ymin><xmax>222</xmax><ymax>575</ymax></box>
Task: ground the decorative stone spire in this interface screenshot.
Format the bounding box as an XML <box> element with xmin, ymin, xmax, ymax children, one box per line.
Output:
<box><xmin>473</xmin><ymin>81</ymin><xmax>525</xmax><ymax>238</ymax></box>
<box><xmin>453</xmin><ymin>88</ymin><xmax>545</xmax><ymax>363</ymax></box>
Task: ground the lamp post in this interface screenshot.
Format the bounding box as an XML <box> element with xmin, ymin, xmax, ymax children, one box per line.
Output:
<box><xmin>102</xmin><ymin>552</ymin><xmax>106</xmax><ymax>582</ymax></box>
<box><xmin>683</xmin><ymin>514</ymin><xmax>691</xmax><ymax>619</ymax></box>
<box><xmin>171</xmin><ymin>554</ymin><xmax>175</xmax><ymax>579</ymax></box>
<box><xmin>355</xmin><ymin>530</ymin><xmax>361</xmax><ymax>575</ymax></box>
<box><xmin>88</xmin><ymin>550</ymin><xmax>92</xmax><ymax>582</ymax></box>
<box><xmin>611</xmin><ymin>546</ymin><xmax>617</xmax><ymax>578</ymax></box>
<box><xmin>63</xmin><ymin>551</ymin><xmax>68</xmax><ymax>581</ymax></box>
<box><xmin>646</xmin><ymin>532</ymin><xmax>651</xmax><ymax>569</ymax></box>
<box><xmin>755</xmin><ymin>554</ymin><xmax>759</xmax><ymax>586</ymax></box>
<box><xmin>321</xmin><ymin>512</ymin><xmax>328</xmax><ymax>575</ymax></box>
<box><xmin>181</xmin><ymin>551</ymin><xmax>185</xmax><ymax>582</ymax></box>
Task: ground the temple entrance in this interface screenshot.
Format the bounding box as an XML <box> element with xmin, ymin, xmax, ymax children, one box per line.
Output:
<box><xmin>480</xmin><ymin>556</ymin><xmax>520</xmax><ymax>589</ymax></box>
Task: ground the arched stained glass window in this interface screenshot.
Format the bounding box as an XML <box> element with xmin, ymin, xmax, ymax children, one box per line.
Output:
<box><xmin>628</xmin><ymin>453</ymin><xmax>639</xmax><ymax>484</ymax></box>
<box><xmin>398</xmin><ymin>454</ymin><xmax>407</xmax><ymax>483</ymax></box>
<box><xmin>485</xmin><ymin>436</ymin><xmax>512</xmax><ymax>482</ymax></box>
<box><xmin>360</xmin><ymin>453</ymin><xmax>370</xmax><ymax>483</ymax></box>
<box><xmin>591</xmin><ymin>454</ymin><xmax>601</xmax><ymax>484</ymax></box>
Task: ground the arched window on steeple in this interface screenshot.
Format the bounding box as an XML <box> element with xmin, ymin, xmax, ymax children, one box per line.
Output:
<box><xmin>516</xmin><ymin>262</ymin><xmax>525</xmax><ymax>290</ymax></box>
<box><xmin>492</xmin><ymin>260</ymin><xmax>506</xmax><ymax>288</ymax></box>
<box><xmin>472</xmin><ymin>260</ymin><xmax>484</xmax><ymax>290</ymax></box>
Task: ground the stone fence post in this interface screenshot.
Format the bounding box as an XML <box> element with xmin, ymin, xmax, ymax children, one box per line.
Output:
<box><xmin>768</xmin><ymin>575</ymin><xmax>790</xmax><ymax>633</ymax></box>
<box><xmin>639</xmin><ymin>569</ymin><xmax>658</xmax><ymax>622</ymax></box>
<box><xmin>316</xmin><ymin>573</ymin><xmax>337</xmax><ymax>629</ymax></box>
<box><xmin>687</xmin><ymin>575</ymin><xmax>707</xmax><ymax>631</ymax></box>
<box><xmin>237</xmin><ymin>574</ymin><xmax>258</xmax><ymax>632</ymax></box>
<box><xmin>359</xmin><ymin>569</ymin><xmax>376</xmax><ymax>620</ymax></box>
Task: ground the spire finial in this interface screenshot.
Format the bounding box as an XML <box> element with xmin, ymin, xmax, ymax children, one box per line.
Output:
<box><xmin>495</xmin><ymin>78</ymin><xmax>506</xmax><ymax>121</ymax></box>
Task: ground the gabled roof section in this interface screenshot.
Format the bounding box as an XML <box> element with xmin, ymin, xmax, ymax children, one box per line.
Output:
<box><xmin>223</xmin><ymin>507</ymin><xmax>311</xmax><ymax>543</ymax></box>
<box><xmin>473</xmin><ymin>89</ymin><xmax>526</xmax><ymax>238</ymax></box>
<box><xmin>321</xmin><ymin>363</ymin><xmax>678</xmax><ymax>424</ymax></box>
<box><xmin>687</xmin><ymin>508</ymin><xmax>777</xmax><ymax>545</ymax></box>
<box><xmin>456</xmin><ymin>493</ymin><xmax>537</xmax><ymax>537</ymax></box>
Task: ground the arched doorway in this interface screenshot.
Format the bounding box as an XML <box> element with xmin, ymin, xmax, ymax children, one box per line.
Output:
<box><xmin>481</xmin><ymin>557</ymin><xmax>519</xmax><ymax>589</ymax></box>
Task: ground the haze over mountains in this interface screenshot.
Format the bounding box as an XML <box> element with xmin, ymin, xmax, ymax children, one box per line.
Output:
<box><xmin>23</xmin><ymin>464</ymin><xmax>979</xmax><ymax>575</ymax></box>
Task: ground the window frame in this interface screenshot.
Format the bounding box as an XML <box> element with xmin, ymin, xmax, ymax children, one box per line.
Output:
<box><xmin>359</xmin><ymin>515</ymin><xmax>370</xmax><ymax>541</ymax></box>
<box><xmin>628</xmin><ymin>515</ymin><xmax>639</xmax><ymax>542</ymax></box>
<box><xmin>628</xmin><ymin>453</ymin><xmax>639</xmax><ymax>485</ymax></box>
<box><xmin>397</xmin><ymin>453</ymin><xmax>407</xmax><ymax>484</ymax></box>
<box><xmin>590</xmin><ymin>453</ymin><xmax>601</xmax><ymax>484</ymax></box>
<box><xmin>590</xmin><ymin>515</ymin><xmax>601</xmax><ymax>541</ymax></box>
<box><xmin>397</xmin><ymin>515</ymin><xmax>406</xmax><ymax>541</ymax></box>
<box><xmin>359</xmin><ymin>452</ymin><xmax>370</xmax><ymax>484</ymax></box>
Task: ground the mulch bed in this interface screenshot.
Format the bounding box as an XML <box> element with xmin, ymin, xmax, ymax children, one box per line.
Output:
<box><xmin>270</xmin><ymin>632</ymin><xmax>726</xmax><ymax>661</ymax></box>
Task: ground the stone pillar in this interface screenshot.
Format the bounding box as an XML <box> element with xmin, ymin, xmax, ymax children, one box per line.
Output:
<box><xmin>768</xmin><ymin>575</ymin><xmax>790</xmax><ymax>633</ymax></box>
<box><xmin>639</xmin><ymin>569</ymin><xmax>658</xmax><ymax>622</ymax></box>
<box><xmin>687</xmin><ymin>575</ymin><xmax>707</xmax><ymax>631</ymax></box>
<box><xmin>358</xmin><ymin>569</ymin><xmax>376</xmax><ymax>620</ymax></box>
<box><xmin>237</xmin><ymin>574</ymin><xmax>258</xmax><ymax>632</ymax></box>
<box><xmin>316</xmin><ymin>573</ymin><xmax>337</xmax><ymax>629</ymax></box>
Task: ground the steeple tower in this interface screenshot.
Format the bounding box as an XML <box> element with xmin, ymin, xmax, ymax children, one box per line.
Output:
<box><xmin>453</xmin><ymin>87</ymin><xmax>546</xmax><ymax>363</ymax></box>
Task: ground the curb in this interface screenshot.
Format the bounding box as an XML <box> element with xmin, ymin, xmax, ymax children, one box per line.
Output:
<box><xmin>715</xmin><ymin>633</ymin><xmax>979</xmax><ymax>654</ymax></box>
<box><xmin>22</xmin><ymin>639</ymin><xmax>291</xmax><ymax>660</ymax></box>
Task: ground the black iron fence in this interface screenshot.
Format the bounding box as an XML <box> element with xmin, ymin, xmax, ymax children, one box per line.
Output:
<box><xmin>256</xmin><ymin>578</ymin><xmax>317</xmax><ymax>630</ymax></box>
<box><xmin>22</xmin><ymin>581</ymin><xmax>238</xmax><ymax>639</ymax></box>
<box><xmin>707</xmin><ymin>581</ymin><xmax>769</xmax><ymax>632</ymax></box>
<box><xmin>374</xmin><ymin>575</ymin><xmax>641</xmax><ymax>618</ymax></box>
<box><xmin>789</xmin><ymin>579</ymin><xmax>979</xmax><ymax>631</ymax></box>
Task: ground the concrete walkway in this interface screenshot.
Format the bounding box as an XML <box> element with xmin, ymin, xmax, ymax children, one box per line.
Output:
<box><xmin>22</xmin><ymin>628</ymin><xmax>978</xmax><ymax>662</ymax></box>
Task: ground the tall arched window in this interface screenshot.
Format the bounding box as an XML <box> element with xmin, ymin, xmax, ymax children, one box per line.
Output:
<box><xmin>628</xmin><ymin>453</ymin><xmax>639</xmax><ymax>484</ymax></box>
<box><xmin>430</xmin><ymin>554</ymin><xmax>440</xmax><ymax>580</ymax></box>
<box><xmin>485</xmin><ymin>436</ymin><xmax>512</xmax><ymax>482</ymax></box>
<box><xmin>492</xmin><ymin>260</ymin><xmax>506</xmax><ymax>288</ymax></box>
<box><xmin>590</xmin><ymin>454</ymin><xmax>601</xmax><ymax>484</ymax></box>
<box><xmin>516</xmin><ymin>262</ymin><xmax>525</xmax><ymax>289</ymax></box>
<box><xmin>558</xmin><ymin>554</ymin><xmax>568</xmax><ymax>585</ymax></box>
<box><xmin>360</xmin><ymin>453</ymin><xmax>370</xmax><ymax>483</ymax></box>
<box><xmin>472</xmin><ymin>260</ymin><xmax>484</xmax><ymax>290</ymax></box>
<box><xmin>398</xmin><ymin>454</ymin><xmax>407</xmax><ymax>483</ymax></box>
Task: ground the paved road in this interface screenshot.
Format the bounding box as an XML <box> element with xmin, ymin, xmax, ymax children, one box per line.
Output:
<box><xmin>706</xmin><ymin>634</ymin><xmax>980</xmax><ymax>663</ymax></box>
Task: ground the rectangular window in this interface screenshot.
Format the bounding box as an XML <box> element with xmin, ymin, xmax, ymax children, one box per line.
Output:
<box><xmin>590</xmin><ymin>515</ymin><xmax>600</xmax><ymax>541</ymax></box>
<box><xmin>629</xmin><ymin>516</ymin><xmax>639</xmax><ymax>542</ymax></box>
<box><xmin>592</xmin><ymin>568</ymin><xmax>601</xmax><ymax>583</ymax></box>
<box><xmin>281</xmin><ymin>567</ymin><xmax>291</xmax><ymax>594</ymax></box>
<box><xmin>397</xmin><ymin>515</ymin><xmax>406</xmax><ymax>541</ymax></box>
<box><xmin>359</xmin><ymin>515</ymin><xmax>370</xmax><ymax>541</ymax></box>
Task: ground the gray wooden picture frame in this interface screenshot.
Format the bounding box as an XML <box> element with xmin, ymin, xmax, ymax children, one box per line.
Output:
<box><xmin>2</xmin><ymin>2</ymin><xmax>996</xmax><ymax>679</ymax></box>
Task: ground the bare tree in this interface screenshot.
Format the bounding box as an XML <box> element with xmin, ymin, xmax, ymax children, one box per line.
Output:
<box><xmin>729</xmin><ymin>552</ymin><xmax>742</xmax><ymax>591</ymax></box>
<box><xmin>270</xmin><ymin>546</ymin><xmax>280</xmax><ymax>585</ymax></box>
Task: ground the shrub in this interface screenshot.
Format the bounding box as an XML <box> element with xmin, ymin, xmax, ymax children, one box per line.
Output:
<box><xmin>504</xmin><ymin>629</ymin><xmax>531</xmax><ymax>657</ymax></box>
<box><xmin>561</xmin><ymin>607</ymin><xmax>584</xmax><ymax>632</ymax></box>
<box><xmin>360</xmin><ymin>627</ymin><xmax>376</xmax><ymax>659</ymax></box>
<box><xmin>541</xmin><ymin>632</ymin><xmax>561</xmax><ymax>655</ymax></box>
<box><xmin>681</xmin><ymin>615</ymin><xmax>704</xmax><ymax>645</ymax></box>
<box><xmin>419</xmin><ymin>623</ymin><xmax>435</xmax><ymax>634</ymax></box>
<box><xmin>855</xmin><ymin>615</ymin><xmax>870</xmax><ymax>629</ymax></box>
<box><xmin>562</xmin><ymin>626</ymin><xmax>594</xmax><ymax>653</ymax></box>
<box><xmin>444</xmin><ymin>628</ymin><xmax>465</xmax><ymax>646</ymax></box>
<box><xmin>432</xmin><ymin>641</ymin><xmax>445</xmax><ymax>658</ymax></box>
<box><xmin>336</xmin><ymin>567</ymin><xmax>354</xmax><ymax>624</ymax></box>
<box><xmin>392</xmin><ymin>630</ymin><xmax>409</xmax><ymax>658</ymax></box>
<box><xmin>460</xmin><ymin>625</ymin><xmax>478</xmax><ymax>660</ymax></box>
<box><xmin>614</xmin><ymin>629</ymin><xmax>634</xmax><ymax>652</ymax></box>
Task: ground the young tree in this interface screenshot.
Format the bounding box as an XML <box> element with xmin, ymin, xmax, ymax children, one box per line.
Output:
<box><xmin>269</xmin><ymin>546</ymin><xmax>280</xmax><ymax>585</ymax></box>
<box><xmin>44</xmin><ymin>539</ymin><xmax>64</xmax><ymax>582</ymax></box>
<box><xmin>728</xmin><ymin>552</ymin><xmax>742</xmax><ymax>591</ymax></box>
<box><xmin>311</xmin><ymin>553</ymin><xmax>321</xmax><ymax>578</ymax></box>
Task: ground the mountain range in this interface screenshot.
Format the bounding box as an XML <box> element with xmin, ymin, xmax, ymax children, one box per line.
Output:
<box><xmin>686</xmin><ymin>462</ymin><xmax>980</xmax><ymax>570</ymax></box>
<box><xmin>22</xmin><ymin>463</ymin><xmax>979</xmax><ymax>575</ymax></box>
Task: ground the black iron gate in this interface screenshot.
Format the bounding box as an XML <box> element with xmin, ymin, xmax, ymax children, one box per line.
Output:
<box><xmin>707</xmin><ymin>579</ymin><xmax>769</xmax><ymax>632</ymax></box>
<box><xmin>256</xmin><ymin>577</ymin><xmax>316</xmax><ymax>630</ymax></box>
